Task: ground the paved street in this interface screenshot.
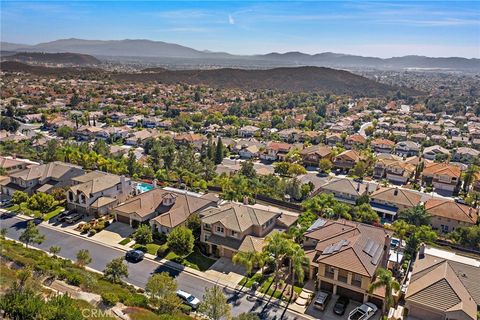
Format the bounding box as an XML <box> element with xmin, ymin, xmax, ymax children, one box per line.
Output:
<box><xmin>0</xmin><ymin>213</ymin><xmax>310</xmax><ymax>320</ymax></box>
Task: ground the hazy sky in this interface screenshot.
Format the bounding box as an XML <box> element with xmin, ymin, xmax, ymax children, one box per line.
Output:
<box><xmin>2</xmin><ymin>1</ymin><xmax>479</xmax><ymax>58</ymax></box>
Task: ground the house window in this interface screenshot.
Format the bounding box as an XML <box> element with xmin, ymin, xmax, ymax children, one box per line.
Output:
<box><xmin>325</xmin><ymin>265</ymin><xmax>334</xmax><ymax>278</ymax></box>
<box><xmin>441</xmin><ymin>225</ymin><xmax>449</xmax><ymax>233</ymax></box>
<box><xmin>338</xmin><ymin>269</ymin><xmax>348</xmax><ymax>283</ymax></box>
<box><xmin>352</xmin><ymin>273</ymin><xmax>362</xmax><ymax>287</ymax></box>
<box><xmin>231</xmin><ymin>231</ymin><xmax>238</xmax><ymax>238</ymax></box>
<box><xmin>216</xmin><ymin>226</ymin><xmax>224</xmax><ymax>233</ymax></box>
<box><xmin>204</xmin><ymin>224</ymin><xmax>211</xmax><ymax>230</ymax></box>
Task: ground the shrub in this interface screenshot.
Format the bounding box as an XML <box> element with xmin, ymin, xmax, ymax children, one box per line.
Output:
<box><xmin>134</xmin><ymin>245</ymin><xmax>148</xmax><ymax>253</ymax></box>
<box><xmin>56</xmin><ymin>269</ymin><xmax>68</xmax><ymax>280</ymax></box>
<box><xmin>101</xmin><ymin>292</ymin><xmax>119</xmax><ymax>306</ymax></box>
<box><xmin>120</xmin><ymin>293</ymin><xmax>148</xmax><ymax>307</ymax></box>
<box><xmin>88</xmin><ymin>229</ymin><xmax>97</xmax><ymax>236</ymax></box>
<box><xmin>66</xmin><ymin>273</ymin><xmax>82</xmax><ymax>286</ymax></box>
<box><xmin>156</xmin><ymin>244</ymin><xmax>169</xmax><ymax>258</ymax></box>
<box><xmin>81</xmin><ymin>224</ymin><xmax>91</xmax><ymax>234</ymax></box>
<box><xmin>104</xmin><ymin>220</ymin><xmax>110</xmax><ymax>227</ymax></box>
<box><xmin>94</xmin><ymin>221</ymin><xmax>105</xmax><ymax>231</ymax></box>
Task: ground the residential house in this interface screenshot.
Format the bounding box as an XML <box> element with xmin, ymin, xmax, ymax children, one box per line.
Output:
<box><xmin>300</xmin><ymin>145</ymin><xmax>332</xmax><ymax>167</ymax></box>
<box><xmin>370</xmin><ymin>187</ymin><xmax>422</xmax><ymax>221</ymax></box>
<box><xmin>75</xmin><ymin>126</ymin><xmax>103</xmax><ymax>141</ymax></box>
<box><xmin>373</xmin><ymin>154</ymin><xmax>419</xmax><ymax>185</ymax></box>
<box><xmin>260</xmin><ymin>142</ymin><xmax>292</xmax><ymax>162</ymax></box>
<box><xmin>237</xmin><ymin>125</ymin><xmax>260</xmax><ymax>138</ymax></box>
<box><xmin>0</xmin><ymin>156</ymin><xmax>33</xmax><ymax>175</ymax></box>
<box><xmin>304</xmin><ymin>219</ymin><xmax>393</xmax><ymax>307</ymax></box>
<box><xmin>126</xmin><ymin>129</ymin><xmax>159</xmax><ymax>146</ymax></box>
<box><xmin>422</xmin><ymin>162</ymin><xmax>461</xmax><ymax>195</ymax></box>
<box><xmin>410</xmin><ymin>133</ymin><xmax>427</xmax><ymax>143</ymax></box>
<box><xmin>424</xmin><ymin>199</ymin><xmax>478</xmax><ymax>233</ymax></box>
<box><xmin>200</xmin><ymin>203</ymin><xmax>297</xmax><ymax>258</ymax></box>
<box><xmin>0</xmin><ymin>161</ymin><xmax>85</xmax><ymax>197</ymax></box>
<box><xmin>405</xmin><ymin>245</ymin><xmax>480</xmax><ymax>320</ymax></box>
<box><xmin>113</xmin><ymin>188</ymin><xmax>218</xmax><ymax>231</ymax></box>
<box><xmin>333</xmin><ymin>150</ymin><xmax>363</xmax><ymax>171</ymax></box>
<box><xmin>278</xmin><ymin>128</ymin><xmax>302</xmax><ymax>143</ymax></box>
<box><xmin>326</xmin><ymin>133</ymin><xmax>343</xmax><ymax>147</ymax></box>
<box><xmin>345</xmin><ymin>134</ymin><xmax>366</xmax><ymax>150</ymax></box>
<box><xmin>313</xmin><ymin>178</ymin><xmax>370</xmax><ymax>205</ymax></box>
<box><xmin>395</xmin><ymin>141</ymin><xmax>420</xmax><ymax>157</ymax></box>
<box><xmin>423</xmin><ymin>145</ymin><xmax>450</xmax><ymax>161</ymax></box>
<box><xmin>452</xmin><ymin>147</ymin><xmax>480</xmax><ymax>164</ymax></box>
<box><xmin>174</xmin><ymin>133</ymin><xmax>206</xmax><ymax>150</ymax></box>
<box><xmin>371</xmin><ymin>138</ymin><xmax>395</xmax><ymax>154</ymax></box>
<box><xmin>66</xmin><ymin>171</ymin><xmax>133</xmax><ymax>215</ymax></box>
<box><xmin>238</xmin><ymin>145</ymin><xmax>260</xmax><ymax>159</ymax></box>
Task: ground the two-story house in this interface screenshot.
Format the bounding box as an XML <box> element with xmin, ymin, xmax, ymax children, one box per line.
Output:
<box><xmin>345</xmin><ymin>134</ymin><xmax>367</xmax><ymax>150</ymax></box>
<box><xmin>369</xmin><ymin>187</ymin><xmax>423</xmax><ymax>221</ymax></box>
<box><xmin>113</xmin><ymin>188</ymin><xmax>218</xmax><ymax>231</ymax></box>
<box><xmin>304</xmin><ymin>219</ymin><xmax>393</xmax><ymax>308</ymax></box>
<box><xmin>313</xmin><ymin>178</ymin><xmax>371</xmax><ymax>205</ymax></box>
<box><xmin>333</xmin><ymin>150</ymin><xmax>363</xmax><ymax>171</ymax></box>
<box><xmin>66</xmin><ymin>171</ymin><xmax>133</xmax><ymax>216</ymax></box>
<box><xmin>0</xmin><ymin>156</ymin><xmax>34</xmax><ymax>175</ymax></box>
<box><xmin>452</xmin><ymin>147</ymin><xmax>480</xmax><ymax>164</ymax></box>
<box><xmin>260</xmin><ymin>141</ymin><xmax>292</xmax><ymax>162</ymax></box>
<box><xmin>238</xmin><ymin>125</ymin><xmax>260</xmax><ymax>138</ymax></box>
<box><xmin>424</xmin><ymin>199</ymin><xmax>478</xmax><ymax>233</ymax></box>
<box><xmin>371</xmin><ymin>138</ymin><xmax>395</xmax><ymax>154</ymax></box>
<box><xmin>200</xmin><ymin>203</ymin><xmax>296</xmax><ymax>258</ymax></box>
<box><xmin>422</xmin><ymin>162</ymin><xmax>461</xmax><ymax>196</ymax></box>
<box><xmin>395</xmin><ymin>141</ymin><xmax>420</xmax><ymax>157</ymax></box>
<box><xmin>373</xmin><ymin>155</ymin><xmax>419</xmax><ymax>185</ymax></box>
<box><xmin>423</xmin><ymin>145</ymin><xmax>450</xmax><ymax>161</ymax></box>
<box><xmin>300</xmin><ymin>145</ymin><xmax>332</xmax><ymax>167</ymax></box>
<box><xmin>0</xmin><ymin>161</ymin><xmax>85</xmax><ymax>197</ymax></box>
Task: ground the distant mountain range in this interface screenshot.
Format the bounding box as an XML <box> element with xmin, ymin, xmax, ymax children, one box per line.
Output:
<box><xmin>1</xmin><ymin>52</ymin><xmax>100</xmax><ymax>65</ymax></box>
<box><xmin>2</xmin><ymin>38</ymin><xmax>479</xmax><ymax>71</ymax></box>
<box><xmin>0</xmin><ymin>61</ymin><xmax>422</xmax><ymax>96</ymax></box>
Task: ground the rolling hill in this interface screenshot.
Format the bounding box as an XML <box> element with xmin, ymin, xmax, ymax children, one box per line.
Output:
<box><xmin>2</xmin><ymin>52</ymin><xmax>101</xmax><ymax>65</ymax></box>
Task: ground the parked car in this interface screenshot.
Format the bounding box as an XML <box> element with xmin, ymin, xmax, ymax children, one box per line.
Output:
<box><xmin>348</xmin><ymin>302</ymin><xmax>378</xmax><ymax>320</ymax></box>
<box><xmin>65</xmin><ymin>213</ymin><xmax>83</xmax><ymax>224</ymax></box>
<box><xmin>313</xmin><ymin>291</ymin><xmax>330</xmax><ymax>311</ymax></box>
<box><xmin>125</xmin><ymin>249</ymin><xmax>144</xmax><ymax>262</ymax></box>
<box><xmin>333</xmin><ymin>296</ymin><xmax>350</xmax><ymax>315</ymax></box>
<box><xmin>176</xmin><ymin>290</ymin><xmax>200</xmax><ymax>309</ymax></box>
<box><xmin>56</xmin><ymin>210</ymin><xmax>71</xmax><ymax>222</ymax></box>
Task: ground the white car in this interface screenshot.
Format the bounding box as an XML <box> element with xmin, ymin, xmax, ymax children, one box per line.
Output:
<box><xmin>348</xmin><ymin>302</ymin><xmax>378</xmax><ymax>320</ymax></box>
<box><xmin>176</xmin><ymin>290</ymin><xmax>200</xmax><ymax>309</ymax></box>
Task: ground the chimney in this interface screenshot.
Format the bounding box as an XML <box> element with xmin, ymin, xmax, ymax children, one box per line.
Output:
<box><xmin>357</xmin><ymin>182</ymin><xmax>361</xmax><ymax>192</ymax></box>
<box><xmin>120</xmin><ymin>175</ymin><xmax>127</xmax><ymax>194</ymax></box>
<box><xmin>394</xmin><ymin>187</ymin><xmax>399</xmax><ymax>196</ymax></box>
<box><xmin>153</xmin><ymin>179</ymin><xmax>158</xmax><ymax>189</ymax></box>
<box><xmin>384</xmin><ymin>234</ymin><xmax>391</xmax><ymax>251</ymax></box>
<box><xmin>419</xmin><ymin>243</ymin><xmax>426</xmax><ymax>259</ymax></box>
<box><xmin>243</xmin><ymin>196</ymin><xmax>249</xmax><ymax>205</ymax></box>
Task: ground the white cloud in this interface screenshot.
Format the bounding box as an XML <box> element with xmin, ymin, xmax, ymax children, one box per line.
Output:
<box><xmin>228</xmin><ymin>14</ymin><xmax>235</xmax><ymax>25</ymax></box>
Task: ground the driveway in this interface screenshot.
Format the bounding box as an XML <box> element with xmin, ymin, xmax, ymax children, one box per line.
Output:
<box><xmin>91</xmin><ymin>222</ymin><xmax>134</xmax><ymax>246</ymax></box>
<box><xmin>305</xmin><ymin>294</ymin><xmax>381</xmax><ymax>320</ymax></box>
<box><xmin>206</xmin><ymin>257</ymin><xmax>246</xmax><ymax>285</ymax></box>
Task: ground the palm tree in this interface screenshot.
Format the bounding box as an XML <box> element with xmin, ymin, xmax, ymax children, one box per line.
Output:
<box><xmin>263</xmin><ymin>232</ymin><xmax>290</xmax><ymax>292</ymax></box>
<box><xmin>398</xmin><ymin>205</ymin><xmax>431</xmax><ymax>226</ymax></box>
<box><xmin>288</xmin><ymin>243</ymin><xmax>309</xmax><ymax>297</ymax></box>
<box><xmin>232</xmin><ymin>251</ymin><xmax>265</xmax><ymax>277</ymax></box>
<box><xmin>368</xmin><ymin>268</ymin><xmax>400</xmax><ymax>314</ymax></box>
<box><xmin>391</xmin><ymin>219</ymin><xmax>410</xmax><ymax>264</ymax></box>
<box><xmin>462</xmin><ymin>164</ymin><xmax>479</xmax><ymax>193</ymax></box>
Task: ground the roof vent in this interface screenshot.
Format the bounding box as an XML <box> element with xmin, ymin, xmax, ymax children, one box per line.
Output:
<box><xmin>162</xmin><ymin>193</ymin><xmax>177</xmax><ymax>206</ymax></box>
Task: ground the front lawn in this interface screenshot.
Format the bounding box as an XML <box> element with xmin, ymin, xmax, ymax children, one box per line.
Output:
<box><xmin>165</xmin><ymin>247</ymin><xmax>216</xmax><ymax>271</ymax></box>
<box><xmin>119</xmin><ymin>237</ymin><xmax>132</xmax><ymax>245</ymax></box>
<box><xmin>239</xmin><ymin>273</ymin><xmax>265</xmax><ymax>288</ymax></box>
<box><xmin>133</xmin><ymin>243</ymin><xmax>161</xmax><ymax>255</ymax></box>
<box><xmin>8</xmin><ymin>203</ymin><xmax>64</xmax><ymax>221</ymax></box>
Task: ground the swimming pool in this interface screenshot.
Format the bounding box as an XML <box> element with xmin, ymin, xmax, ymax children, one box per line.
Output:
<box><xmin>136</xmin><ymin>182</ymin><xmax>154</xmax><ymax>194</ymax></box>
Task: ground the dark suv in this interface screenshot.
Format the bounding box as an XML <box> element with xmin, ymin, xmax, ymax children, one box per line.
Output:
<box><xmin>125</xmin><ymin>249</ymin><xmax>145</xmax><ymax>262</ymax></box>
<box><xmin>333</xmin><ymin>296</ymin><xmax>350</xmax><ymax>315</ymax></box>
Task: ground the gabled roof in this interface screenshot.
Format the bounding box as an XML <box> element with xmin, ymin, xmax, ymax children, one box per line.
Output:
<box><xmin>319</xmin><ymin>178</ymin><xmax>367</xmax><ymax>196</ymax></box>
<box><xmin>300</xmin><ymin>145</ymin><xmax>332</xmax><ymax>157</ymax></box>
<box><xmin>425</xmin><ymin>199</ymin><xmax>478</xmax><ymax>224</ymax></box>
<box><xmin>335</xmin><ymin>149</ymin><xmax>362</xmax><ymax>162</ymax></box>
<box><xmin>304</xmin><ymin>219</ymin><xmax>392</xmax><ymax>277</ymax></box>
<box><xmin>267</xmin><ymin>141</ymin><xmax>292</xmax><ymax>152</ymax></box>
<box><xmin>70</xmin><ymin>171</ymin><xmax>128</xmax><ymax>194</ymax></box>
<box><xmin>370</xmin><ymin>187</ymin><xmax>422</xmax><ymax>208</ymax></box>
<box><xmin>11</xmin><ymin>161</ymin><xmax>83</xmax><ymax>181</ymax></box>
<box><xmin>201</xmin><ymin>203</ymin><xmax>280</xmax><ymax>233</ymax></box>
<box><xmin>422</xmin><ymin>162</ymin><xmax>461</xmax><ymax>178</ymax></box>
<box><xmin>371</xmin><ymin>138</ymin><xmax>395</xmax><ymax>146</ymax></box>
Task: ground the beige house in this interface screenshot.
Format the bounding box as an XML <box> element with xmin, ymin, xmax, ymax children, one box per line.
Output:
<box><xmin>373</xmin><ymin>155</ymin><xmax>419</xmax><ymax>185</ymax></box>
<box><xmin>1</xmin><ymin>161</ymin><xmax>85</xmax><ymax>197</ymax></box>
<box><xmin>370</xmin><ymin>187</ymin><xmax>422</xmax><ymax>221</ymax></box>
<box><xmin>0</xmin><ymin>156</ymin><xmax>32</xmax><ymax>175</ymax></box>
<box><xmin>113</xmin><ymin>188</ymin><xmax>218</xmax><ymax>232</ymax></box>
<box><xmin>314</xmin><ymin>178</ymin><xmax>370</xmax><ymax>205</ymax></box>
<box><xmin>304</xmin><ymin>219</ymin><xmax>393</xmax><ymax>308</ymax></box>
<box><xmin>424</xmin><ymin>199</ymin><xmax>478</xmax><ymax>233</ymax></box>
<box><xmin>67</xmin><ymin>171</ymin><xmax>132</xmax><ymax>215</ymax></box>
<box><xmin>422</xmin><ymin>162</ymin><xmax>461</xmax><ymax>195</ymax></box>
<box><xmin>300</xmin><ymin>145</ymin><xmax>332</xmax><ymax>167</ymax></box>
<box><xmin>200</xmin><ymin>203</ymin><xmax>297</xmax><ymax>258</ymax></box>
<box><xmin>333</xmin><ymin>150</ymin><xmax>363</xmax><ymax>171</ymax></box>
<box><xmin>405</xmin><ymin>246</ymin><xmax>479</xmax><ymax>320</ymax></box>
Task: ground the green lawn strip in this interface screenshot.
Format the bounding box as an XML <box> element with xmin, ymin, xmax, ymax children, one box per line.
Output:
<box><xmin>133</xmin><ymin>243</ymin><xmax>161</xmax><ymax>255</ymax></box>
<box><xmin>73</xmin><ymin>300</ymin><xmax>116</xmax><ymax>320</ymax></box>
<box><xmin>259</xmin><ymin>276</ymin><xmax>284</xmax><ymax>300</ymax></box>
<box><xmin>42</xmin><ymin>206</ymin><xmax>65</xmax><ymax>221</ymax></box>
<box><xmin>119</xmin><ymin>237</ymin><xmax>132</xmax><ymax>245</ymax></box>
<box><xmin>165</xmin><ymin>247</ymin><xmax>216</xmax><ymax>271</ymax></box>
<box><xmin>8</xmin><ymin>203</ymin><xmax>64</xmax><ymax>221</ymax></box>
<box><xmin>293</xmin><ymin>285</ymin><xmax>303</xmax><ymax>294</ymax></box>
<box><xmin>240</xmin><ymin>273</ymin><xmax>264</xmax><ymax>288</ymax></box>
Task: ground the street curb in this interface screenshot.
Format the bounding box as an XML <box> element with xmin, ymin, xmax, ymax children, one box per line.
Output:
<box><xmin>3</xmin><ymin>212</ymin><xmax>312</xmax><ymax>319</ymax></box>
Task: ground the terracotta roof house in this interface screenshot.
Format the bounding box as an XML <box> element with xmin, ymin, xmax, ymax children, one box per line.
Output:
<box><xmin>326</xmin><ymin>133</ymin><xmax>343</xmax><ymax>147</ymax></box>
<box><xmin>0</xmin><ymin>156</ymin><xmax>32</xmax><ymax>175</ymax></box>
<box><xmin>313</xmin><ymin>178</ymin><xmax>371</xmax><ymax>205</ymax></box>
<box><xmin>0</xmin><ymin>161</ymin><xmax>85</xmax><ymax>197</ymax></box>
<box><xmin>424</xmin><ymin>199</ymin><xmax>478</xmax><ymax>233</ymax></box>
<box><xmin>333</xmin><ymin>150</ymin><xmax>363</xmax><ymax>171</ymax></box>
<box><xmin>174</xmin><ymin>133</ymin><xmax>206</xmax><ymax>150</ymax></box>
<box><xmin>67</xmin><ymin>171</ymin><xmax>133</xmax><ymax>215</ymax></box>
<box><xmin>373</xmin><ymin>154</ymin><xmax>419</xmax><ymax>185</ymax></box>
<box><xmin>113</xmin><ymin>188</ymin><xmax>218</xmax><ymax>232</ymax></box>
<box><xmin>422</xmin><ymin>162</ymin><xmax>461</xmax><ymax>196</ymax></box>
<box><xmin>371</xmin><ymin>138</ymin><xmax>395</xmax><ymax>154</ymax></box>
<box><xmin>304</xmin><ymin>219</ymin><xmax>393</xmax><ymax>308</ymax></box>
<box><xmin>300</xmin><ymin>145</ymin><xmax>332</xmax><ymax>167</ymax></box>
<box><xmin>345</xmin><ymin>134</ymin><xmax>367</xmax><ymax>150</ymax></box>
<box><xmin>200</xmin><ymin>203</ymin><xmax>297</xmax><ymax>258</ymax></box>
<box><xmin>405</xmin><ymin>246</ymin><xmax>480</xmax><ymax>320</ymax></box>
<box><xmin>370</xmin><ymin>187</ymin><xmax>422</xmax><ymax>221</ymax></box>
<box><xmin>260</xmin><ymin>141</ymin><xmax>292</xmax><ymax>162</ymax></box>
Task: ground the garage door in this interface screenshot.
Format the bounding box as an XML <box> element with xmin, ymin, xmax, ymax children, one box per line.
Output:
<box><xmin>336</xmin><ymin>286</ymin><xmax>364</xmax><ymax>302</ymax></box>
<box><xmin>320</xmin><ymin>280</ymin><xmax>334</xmax><ymax>293</ymax></box>
<box><xmin>368</xmin><ymin>296</ymin><xmax>384</xmax><ymax>309</ymax></box>
<box><xmin>223</xmin><ymin>248</ymin><xmax>236</xmax><ymax>258</ymax></box>
<box><xmin>116</xmin><ymin>214</ymin><xmax>130</xmax><ymax>224</ymax></box>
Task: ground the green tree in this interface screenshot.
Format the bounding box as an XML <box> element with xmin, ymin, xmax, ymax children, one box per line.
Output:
<box><xmin>49</xmin><ymin>245</ymin><xmax>61</xmax><ymax>258</ymax></box>
<box><xmin>449</xmin><ymin>225</ymin><xmax>480</xmax><ymax>250</ymax></box>
<box><xmin>318</xmin><ymin>158</ymin><xmax>332</xmax><ymax>173</ymax></box>
<box><xmin>11</xmin><ymin>191</ymin><xmax>28</xmax><ymax>205</ymax></box>
<box><xmin>167</xmin><ymin>226</ymin><xmax>194</xmax><ymax>258</ymax></box>
<box><xmin>263</xmin><ymin>232</ymin><xmax>291</xmax><ymax>292</ymax></box>
<box><xmin>133</xmin><ymin>224</ymin><xmax>153</xmax><ymax>245</ymax></box>
<box><xmin>27</xmin><ymin>192</ymin><xmax>56</xmax><ymax>214</ymax></box>
<box><xmin>240</xmin><ymin>160</ymin><xmax>256</xmax><ymax>179</ymax></box>
<box><xmin>274</xmin><ymin>161</ymin><xmax>290</xmax><ymax>176</ymax></box>
<box><xmin>399</xmin><ymin>205</ymin><xmax>431</xmax><ymax>226</ymax></box>
<box><xmin>104</xmin><ymin>257</ymin><xmax>128</xmax><ymax>283</ymax></box>
<box><xmin>462</xmin><ymin>164</ymin><xmax>479</xmax><ymax>193</ymax></box>
<box><xmin>186</xmin><ymin>213</ymin><xmax>202</xmax><ymax>241</ymax></box>
<box><xmin>233</xmin><ymin>313</ymin><xmax>261</xmax><ymax>320</ymax></box>
<box><xmin>145</xmin><ymin>272</ymin><xmax>182</xmax><ymax>313</ymax></box>
<box><xmin>76</xmin><ymin>249</ymin><xmax>92</xmax><ymax>267</ymax></box>
<box><xmin>0</xmin><ymin>286</ymin><xmax>47</xmax><ymax>320</ymax></box>
<box><xmin>350</xmin><ymin>161</ymin><xmax>367</xmax><ymax>178</ymax></box>
<box><xmin>288</xmin><ymin>243</ymin><xmax>309</xmax><ymax>297</ymax></box>
<box><xmin>214</xmin><ymin>137</ymin><xmax>224</xmax><ymax>165</ymax></box>
<box><xmin>19</xmin><ymin>221</ymin><xmax>45</xmax><ymax>248</ymax></box>
<box><xmin>198</xmin><ymin>285</ymin><xmax>231</xmax><ymax>320</ymax></box>
<box><xmin>352</xmin><ymin>203</ymin><xmax>380</xmax><ymax>224</ymax></box>
<box><xmin>232</xmin><ymin>250</ymin><xmax>265</xmax><ymax>276</ymax></box>
<box><xmin>368</xmin><ymin>268</ymin><xmax>400</xmax><ymax>314</ymax></box>
<box><xmin>56</xmin><ymin>125</ymin><xmax>73</xmax><ymax>139</ymax></box>
<box><xmin>391</xmin><ymin>220</ymin><xmax>410</xmax><ymax>263</ymax></box>
<box><xmin>288</xmin><ymin>163</ymin><xmax>307</xmax><ymax>176</ymax></box>
<box><xmin>0</xmin><ymin>227</ymin><xmax>7</xmax><ymax>239</ymax></box>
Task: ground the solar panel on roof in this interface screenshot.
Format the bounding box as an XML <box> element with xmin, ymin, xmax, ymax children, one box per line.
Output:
<box><xmin>371</xmin><ymin>246</ymin><xmax>383</xmax><ymax>265</ymax></box>
<box><xmin>307</xmin><ymin>218</ymin><xmax>327</xmax><ymax>232</ymax></box>
<box><xmin>323</xmin><ymin>245</ymin><xmax>334</xmax><ymax>254</ymax></box>
<box><xmin>363</xmin><ymin>238</ymin><xmax>375</xmax><ymax>255</ymax></box>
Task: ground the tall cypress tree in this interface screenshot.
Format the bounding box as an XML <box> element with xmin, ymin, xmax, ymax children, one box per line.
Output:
<box><xmin>215</xmin><ymin>138</ymin><xmax>224</xmax><ymax>165</ymax></box>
